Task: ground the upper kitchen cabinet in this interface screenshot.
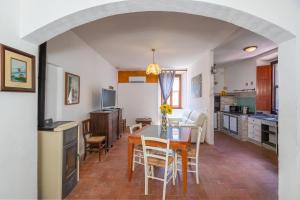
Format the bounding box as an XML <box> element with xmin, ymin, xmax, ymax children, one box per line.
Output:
<box><xmin>256</xmin><ymin>65</ymin><xmax>272</xmax><ymax>111</ymax></box>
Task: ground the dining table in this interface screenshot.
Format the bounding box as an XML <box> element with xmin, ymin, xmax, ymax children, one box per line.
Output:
<box><xmin>127</xmin><ymin>125</ymin><xmax>192</xmax><ymax>194</ymax></box>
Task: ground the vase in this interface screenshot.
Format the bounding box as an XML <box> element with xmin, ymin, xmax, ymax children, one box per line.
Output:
<box><xmin>161</xmin><ymin>113</ymin><xmax>168</xmax><ymax>133</ymax></box>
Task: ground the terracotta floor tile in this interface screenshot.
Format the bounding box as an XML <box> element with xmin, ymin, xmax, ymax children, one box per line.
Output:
<box><xmin>67</xmin><ymin>132</ymin><xmax>278</xmax><ymax>200</ymax></box>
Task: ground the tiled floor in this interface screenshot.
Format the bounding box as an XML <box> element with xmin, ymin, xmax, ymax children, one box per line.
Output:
<box><xmin>67</xmin><ymin>132</ymin><xmax>278</xmax><ymax>200</ymax></box>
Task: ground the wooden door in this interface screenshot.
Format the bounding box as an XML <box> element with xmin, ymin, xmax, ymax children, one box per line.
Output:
<box><xmin>256</xmin><ymin>65</ymin><xmax>272</xmax><ymax>111</ymax></box>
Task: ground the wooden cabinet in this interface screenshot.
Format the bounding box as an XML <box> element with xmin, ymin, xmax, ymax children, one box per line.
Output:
<box><xmin>90</xmin><ymin>109</ymin><xmax>122</xmax><ymax>148</ymax></box>
<box><xmin>256</xmin><ymin>65</ymin><xmax>272</xmax><ymax>111</ymax></box>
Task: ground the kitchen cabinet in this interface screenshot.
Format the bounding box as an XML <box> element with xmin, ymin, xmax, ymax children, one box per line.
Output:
<box><xmin>229</xmin><ymin>116</ymin><xmax>238</xmax><ymax>134</ymax></box>
<box><xmin>223</xmin><ymin>114</ymin><xmax>229</xmax><ymax>130</ymax></box>
<box><xmin>220</xmin><ymin>112</ymin><xmax>248</xmax><ymax>141</ymax></box>
<box><xmin>248</xmin><ymin>117</ymin><xmax>261</xmax><ymax>142</ymax></box>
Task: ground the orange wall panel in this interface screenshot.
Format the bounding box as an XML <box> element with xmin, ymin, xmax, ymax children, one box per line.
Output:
<box><xmin>118</xmin><ymin>71</ymin><xmax>158</xmax><ymax>83</ymax></box>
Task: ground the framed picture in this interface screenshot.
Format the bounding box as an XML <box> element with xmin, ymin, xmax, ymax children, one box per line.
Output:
<box><xmin>191</xmin><ymin>73</ymin><xmax>202</xmax><ymax>98</ymax></box>
<box><xmin>0</xmin><ymin>44</ymin><xmax>35</xmax><ymax>92</ymax></box>
<box><xmin>65</xmin><ymin>72</ymin><xmax>80</xmax><ymax>105</ymax></box>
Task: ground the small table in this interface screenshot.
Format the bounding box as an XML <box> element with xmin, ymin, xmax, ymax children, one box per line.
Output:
<box><xmin>135</xmin><ymin>118</ymin><xmax>152</xmax><ymax>126</ymax></box>
<box><xmin>127</xmin><ymin>125</ymin><xmax>191</xmax><ymax>194</ymax></box>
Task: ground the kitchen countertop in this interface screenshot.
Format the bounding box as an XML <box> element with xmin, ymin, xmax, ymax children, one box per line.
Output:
<box><xmin>248</xmin><ymin>113</ymin><xmax>278</xmax><ymax>123</ymax></box>
<box><xmin>220</xmin><ymin>111</ymin><xmax>251</xmax><ymax>116</ymax></box>
<box><xmin>220</xmin><ymin>111</ymin><xmax>278</xmax><ymax>123</ymax></box>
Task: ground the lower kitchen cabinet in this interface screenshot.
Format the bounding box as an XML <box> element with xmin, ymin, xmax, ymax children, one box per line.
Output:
<box><xmin>229</xmin><ymin>115</ymin><xmax>238</xmax><ymax>134</ymax></box>
<box><xmin>223</xmin><ymin>114</ymin><xmax>230</xmax><ymax>130</ymax></box>
<box><xmin>220</xmin><ymin>112</ymin><xmax>248</xmax><ymax>141</ymax></box>
<box><xmin>248</xmin><ymin>117</ymin><xmax>261</xmax><ymax>143</ymax></box>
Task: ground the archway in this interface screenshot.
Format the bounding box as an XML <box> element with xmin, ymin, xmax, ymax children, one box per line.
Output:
<box><xmin>20</xmin><ymin>0</ymin><xmax>298</xmax><ymax>199</ymax></box>
<box><xmin>22</xmin><ymin>0</ymin><xmax>294</xmax><ymax>45</ymax></box>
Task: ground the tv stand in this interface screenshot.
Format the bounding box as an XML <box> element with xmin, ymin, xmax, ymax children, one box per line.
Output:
<box><xmin>90</xmin><ymin>108</ymin><xmax>123</xmax><ymax>148</ymax></box>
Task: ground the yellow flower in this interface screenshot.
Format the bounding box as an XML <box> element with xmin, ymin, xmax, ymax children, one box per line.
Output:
<box><xmin>160</xmin><ymin>104</ymin><xmax>172</xmax><ymax>115</ymax></box>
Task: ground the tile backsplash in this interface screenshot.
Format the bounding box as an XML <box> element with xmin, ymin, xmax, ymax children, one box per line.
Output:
<box><xmin>237</xmin><ymin>97</ymin><xmax>256</xmax><ymax>113</ymax></box>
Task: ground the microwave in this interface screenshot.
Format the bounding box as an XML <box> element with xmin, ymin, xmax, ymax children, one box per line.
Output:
<box><xmin>230</xmin><ymin>105</ymin><xmax>241</xmax><ymax>113</ymax></box>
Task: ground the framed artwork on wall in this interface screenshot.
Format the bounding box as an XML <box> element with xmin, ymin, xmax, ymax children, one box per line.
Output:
<box><xmin>65</xmin><ymin>72</ymin><xmax>80</xmax><ymax>105</ymax></box>
<box><xmin>191</xmin><ymin>73</ymin><xmax>202</xmax><ymax>98</ymax></box>
<box><xmin>0</xmin><ymin>44</ymin><xmax>35</xmax><ymax>92</ymax></box>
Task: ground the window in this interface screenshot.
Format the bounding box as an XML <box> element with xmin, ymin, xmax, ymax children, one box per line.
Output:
<box><xmin>272</xmin><ymin>61</ymin><xmax>278</xmax><ymax>113</ymax></box>
<box><xmin>162</xmin><ymin>75</ymin><xmax>182</xmax><ymax>109</ymax></box>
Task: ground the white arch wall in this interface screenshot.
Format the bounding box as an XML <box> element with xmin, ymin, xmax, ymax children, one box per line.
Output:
<box><xmin>20</xmin><ymin>0</ymin><xmax>296</xmax><ymax>45</ymax></box>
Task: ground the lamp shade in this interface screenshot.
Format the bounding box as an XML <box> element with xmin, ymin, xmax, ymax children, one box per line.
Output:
<box><xmin>146</xmin><ymin>63</ymin><xmax>161</xmax><ymax>75</ymax></box>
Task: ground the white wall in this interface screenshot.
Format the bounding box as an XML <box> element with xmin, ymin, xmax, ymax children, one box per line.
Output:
<box><xmin>46</xmin><ymin>31</ymin><xmax>117</xmax><ymax>122</ymax></box>
<box><xmin>278</xmin><ymin>38</ymin><xmax>300</xmax><ymax>200</ymax></box>
<box><xmin>187</xmin><ymin>50</ymin><xmax>214</xmax><ymax>144</ymax></box>
<box><xmin>0</xmin><ymin>0</ymin><xmax>38</xmax><ymax>198</ymax></box>
<box><xmin>214</xmin><ymin>67</ymin><xmax>224</xmax><ymax>93</ymax></box>
<box><xmin>45</xmin><ymin>64</ymin><xmax>64</xmax><ymax>121</ymax></box>
<box><xmin>219</xmin><ymin>58</ymin><xmax>257</xmax><ymax>92</ymax></box>
<box><xmin>118</xmin><ymin>83</ymin><xmax>159</xmax><ymax>126</ymax></box>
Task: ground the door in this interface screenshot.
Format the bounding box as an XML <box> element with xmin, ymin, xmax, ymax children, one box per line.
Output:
<box><xmin>223</xmin><ymin>114</ymin><xmax>229</xmax><ymax>130</ymax></box>
<box><xmin>256</xmin><ymin>65</ymin><xmax>272</xmax><ymax>111</ymax></box>
<box><xmin>229</xmin><ymin>116</ymin><xmax>238</xmax><ymax>134</ymax></box>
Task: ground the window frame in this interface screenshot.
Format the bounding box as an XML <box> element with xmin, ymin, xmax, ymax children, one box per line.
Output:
<box><xmin>271</xmin><ymin>60</ymin><xmax>278</xmax><ymax>114</ymax></box>
<box><xmin>161</xmin><ymin>74</ymin><xmax>182</xmax><ymax>109</ymax></box>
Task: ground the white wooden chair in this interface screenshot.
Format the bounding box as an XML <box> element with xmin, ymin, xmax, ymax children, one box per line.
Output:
<box><xmin>175</xmin><ymin>127</ymin><xmax>203</xmax><ymax>184</ymax></box>
<box><xmin>141</xmin><ymin>136</ymin><xmax>176</xmax><ymax>200</ymax></box>
<box><xmin>129</xmin><ymin>123</ymin><xmax>143</xmax><ymax>171</ymax></box>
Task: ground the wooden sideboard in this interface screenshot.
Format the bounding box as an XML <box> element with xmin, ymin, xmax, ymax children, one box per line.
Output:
<box><xmin>90</xmin><ymin>108</ymin><xmax>123</xmax><ymax>148</ymax></box>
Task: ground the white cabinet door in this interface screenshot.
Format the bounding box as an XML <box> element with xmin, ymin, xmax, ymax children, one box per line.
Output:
<box><xmin>253</xmin><ymin>125</ymin><xmax>261</xmax><ymax>142</ymax></box>
<box><xmin>229</xmin><ymin>116</ymin><xmax>238</xmax><ymax>133</ymax></box>
<box><xmin>248</xmin><ymin>123</ymin><xmax>254</xmax><ymax>139</ymax></box>
<box><xmin>223</xmin><ymin>115</ymin><xmax>229</xmax><ymax>130</ymax></box>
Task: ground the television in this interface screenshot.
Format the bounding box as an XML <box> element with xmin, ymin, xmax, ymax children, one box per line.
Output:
<box><xmin>101</xmin><ymin>88</ymin><xmax>116</xmax><ymax>109</ymax></box>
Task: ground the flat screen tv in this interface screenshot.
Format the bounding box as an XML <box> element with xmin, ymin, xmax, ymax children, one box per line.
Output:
<box><xmin>101</xmin><ymin>88</ymin><xmax>116</xmax><ymax>109</ymax></box>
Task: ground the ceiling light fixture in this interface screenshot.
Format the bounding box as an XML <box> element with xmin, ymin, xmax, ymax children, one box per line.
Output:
<box><xmin>243</xmin><ymin>46</ymin><xmax>257</xmax><ymax>52</ymax></box>
<box><xmin>146</xmin><ymin>48</ymin><xmax>161</xmax><ymax>75</ymax></box>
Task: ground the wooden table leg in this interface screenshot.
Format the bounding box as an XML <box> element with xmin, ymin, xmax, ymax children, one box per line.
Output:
<box><xmin>181</xmin><ymin>147</ymin><xmax>188</xmax><ymax>193</ymax></box>
<box><xmin>128</xmin><ymin>142</ymin><xmax>134</xmax><ymax>181</ymax></box>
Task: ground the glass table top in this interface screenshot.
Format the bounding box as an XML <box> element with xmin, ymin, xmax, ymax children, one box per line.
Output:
<box><xmin>138</xmin><ymin>125</ymin><xmax>191</xmax><ymax>142</ymax></box>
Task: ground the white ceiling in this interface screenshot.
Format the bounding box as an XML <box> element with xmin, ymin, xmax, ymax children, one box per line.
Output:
<box><xmin>213</xmin><ymin>28</ymin><xmax>277</xmax><ymax>64</ymax></box>
<box><xmin>72</xmin><ymin>12</ymin><xmax>277</xmax><ymax>69</ymax></box>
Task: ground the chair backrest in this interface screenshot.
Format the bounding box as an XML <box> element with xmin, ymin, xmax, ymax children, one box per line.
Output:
<box><xmin>82</xmin><ymin>119</ymin><xmax>91</xmax><ymax>143</ymax></box>
<box><xmin>129</xmin><ymin>123</ymin><xmax>143</xmax><ymax>134</ymax></box>
<box><xmin>187</xmin><ymin>111</ymin><xmax>201</xmax><ymax>124</ymax></box>
<box><xmin>182</xmin><ymin>110</ymin><xmax>192</xmax><ymax>123</ymax></box>
<box><xmin>195</xmin><ymin>127</ymin><xmax>203</xmax><ymax>158</ymax></box>
<box><xmin>196</xmin><ymin>113</ymin><xmax>208</xmax><ymax>128</ymax></box>
<box><xmin>141</xmin><ymin>136</ymin><xmax>170</xmax><ymax>168</ymax></box>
